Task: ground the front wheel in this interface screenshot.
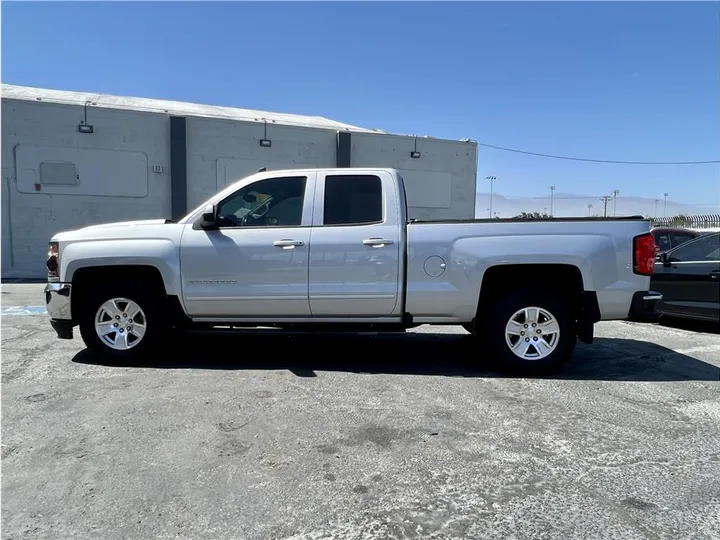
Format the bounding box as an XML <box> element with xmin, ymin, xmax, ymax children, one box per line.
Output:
<box><xmin>78</xmin><ymin>283</ymin><xmax>168</xmax><ymax>361</ymax></box>
<box><xmin>486</xmin><ymin>289</ymin><xmax>576</xmax><ymax>375</ymax></box>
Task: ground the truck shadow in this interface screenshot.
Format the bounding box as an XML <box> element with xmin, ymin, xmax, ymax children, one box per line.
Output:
<box><xmin>72</xmin><ymin>331</ymin><xmax>720</xmax><ymax>382</ymax></box>
<box><xmin>659</xmin><ymin>317</ymin><xmax>719</xmax><ymax>335</ymax></box>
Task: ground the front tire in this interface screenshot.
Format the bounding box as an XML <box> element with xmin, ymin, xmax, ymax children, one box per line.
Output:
<box><xmin>78</xmin><ymin>282</ymin><xmax>168</xmax><ymax>361</ymax></box>
<box><xmin>486</xmin><ymin>288</ymin><xmax>576</xmax><ymax>375</ymax></box>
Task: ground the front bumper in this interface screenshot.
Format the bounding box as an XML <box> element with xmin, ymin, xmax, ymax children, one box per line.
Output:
<box><xmin>627</xmin><ymin>290</ymin><xmax>663</xmax><ymax>322</ymax></box>
<box><xmin>45</xmin><ymin>283</ymin><xmax>74</xmax><ymax>339</ymax></box>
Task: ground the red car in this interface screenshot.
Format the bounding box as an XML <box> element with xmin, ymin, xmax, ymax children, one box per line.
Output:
<box><xmin>651</xmin><ymin>227</ymin><xmax>701</xmax><ymax>254</ymax></box>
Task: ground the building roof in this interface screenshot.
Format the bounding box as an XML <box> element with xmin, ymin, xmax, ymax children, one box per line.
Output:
<box><xmin>1</xmin><ymin>83</ymin><xmax>384</xmax><ymax>133</ymax></box>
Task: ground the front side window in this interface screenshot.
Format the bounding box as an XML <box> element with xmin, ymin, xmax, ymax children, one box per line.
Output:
<box><xmin>670</xmin><ymin>232</ymin><xmax>696</xmax><ymax>248</ymax></box>
<box><xmin>216</xmin><ymin>176</ymin><xmax>306</xmax><ymax>227</ymax></box>
<box><xmin>323</xmin><ymin>175</ymin><xmax>382</xmax><ymax>226</ymax></box>
<box><xmin>669</xmin><ymin>234</ymin><xmax>720</xmax><ymax>262</ymax></box>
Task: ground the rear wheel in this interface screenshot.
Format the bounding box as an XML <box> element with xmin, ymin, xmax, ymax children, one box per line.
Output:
<box><xmin>78</xmin><ymin>282</ymin><xmax>168</xmax><ymax>361</ymax></box>
<box><xmin>486</xmin><ymin>288</ymin><xmax>576</xmax><ymax>375</ymax></box>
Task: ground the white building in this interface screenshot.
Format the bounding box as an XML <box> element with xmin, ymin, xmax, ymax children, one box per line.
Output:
<box><xmin>1</xmin><ymin>84</ymin><xmax>477</xmax><ymax>279</ymax></box>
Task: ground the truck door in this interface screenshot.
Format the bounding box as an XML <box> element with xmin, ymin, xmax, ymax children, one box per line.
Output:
<box><xmin>308</xmin><ymin>171</ymin><xmax>401</xmax><ymax>317</ymax></box>
<box><xmin>180</xmin><ymin>173</ymin><xmax>316</xmax><ymax>317</ymax></box>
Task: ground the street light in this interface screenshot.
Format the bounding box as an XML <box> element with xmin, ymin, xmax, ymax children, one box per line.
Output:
<box><xmin>486</xmin><ymin>176</ymin><xmax>497</xmax><ymax>218</ymax></box>
<box><xmin>586</xmin><ymin>203</ymin><xmax>593</xmax><ymax>216</ymax></box>
<box><xmin>612</xmin><ymin>189</ymin><xmax>620</xmax><ymax>216</ymax></box>
<box><xmin>550</xmin><ymin>185</ymin><xmax>556</xmax><ymax>216</ymax></box>
<box><xmin>663</xmin><ymin>193</ymin><xmax>669</xmax><ymax>218</ymax></box>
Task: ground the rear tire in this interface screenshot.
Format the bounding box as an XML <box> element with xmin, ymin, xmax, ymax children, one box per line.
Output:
<box><xmin>486</xmin><ymin>288</ymin><xmax>576</xmax><ymax>375</ymax></box>
<box><xmin>78</xmin><ymin>281</ymin><xmax>169</xmax><ymax>362</ymax></box>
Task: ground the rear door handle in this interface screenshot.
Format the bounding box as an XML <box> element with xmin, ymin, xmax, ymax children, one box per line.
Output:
<box><xmin>710</xmin><ymin>270</ymin><xmax>720</xmax><ymax>279</ymax></box>
<box><xmin>362</xmin><ymin>238</ymin><xmax>395</xmax><ymax>248</ymax></box>
<box><xmin>273</xmin><ymin>239</ymin><xmax>304</xmax><ymax>249</ymax></box>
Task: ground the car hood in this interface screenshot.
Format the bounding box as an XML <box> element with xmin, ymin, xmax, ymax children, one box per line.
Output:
<box><xmin>80</xmin><ymin>219</ymin><xmax>171</xmax><ymax>230</ymax></box>
<box><xmin>51</xmin><ymin>219</ymin><xmax>178</xmax><ymax>242</ymax></box>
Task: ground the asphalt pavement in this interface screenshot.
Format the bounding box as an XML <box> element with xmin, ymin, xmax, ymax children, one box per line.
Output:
<box><xmin>2</xmin><ymin>284</ymin><xmax>719</xmax><ymax>540</ymax></box>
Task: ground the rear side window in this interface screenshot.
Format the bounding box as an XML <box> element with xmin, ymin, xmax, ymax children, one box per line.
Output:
<box><xmin>323</xmin><ymin>175</ymin><xmax>383</xmax><ymax>225</ymax></box>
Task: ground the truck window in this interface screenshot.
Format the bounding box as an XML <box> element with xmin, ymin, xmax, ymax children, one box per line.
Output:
<box><xmin>323</xmin><ymin>175</ymin><xmax>382</xmax><ymax>225</ymax></box>
<box><xmin>216</xmin><ymin>176</ymin><xmax>306</xmax><ymax>228</ymax></box>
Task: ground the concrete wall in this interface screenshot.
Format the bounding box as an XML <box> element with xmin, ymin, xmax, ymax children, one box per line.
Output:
<box><xmin>185</xmin><ymin>116</ymin><xmax>337</xmax><ymax>211</ymax></box>
<box><xmin>351</xmin><ymin>133</ymin><xmax>477</xmax><ymax>220</ymax></box>
<box><xmin>2</xmin><ymin>98</ymin><xmax>477</xmax><ymax>278</ymax></box>
<box><xmin>1</xmin><ymin>98</ymin><xmax>172</xmax><ymax>279</ymax></box>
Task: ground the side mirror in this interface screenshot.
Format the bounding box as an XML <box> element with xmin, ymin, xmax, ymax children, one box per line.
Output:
<box><xmin>243</xmin><ymin>193</ymin><xmax>257</xmax><ymax>203</ymax></box>
<box><xmin>200</xmin><ymin>204</ymin><xmax>218</xmax><ymax>229</ymax></box>
<box><xmin>659</xmin><ymin>252</ymin><xmax>670</xmax><ymax>266</ymax></box>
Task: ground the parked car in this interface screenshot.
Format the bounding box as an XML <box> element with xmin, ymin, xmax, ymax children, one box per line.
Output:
<box><xmin>44</xmin><ymin>168</ymin><xmax>661</xmax><ymax>375</ymax></box>
<box><xmin>651</xmin><ymin>226</ymin><xmax>701</xmax><ymax>254</ymax></box>
<box><xmin>651</xmin><ymin>232</ymin><xmax>720</xmax><ymax>323</ymax></box>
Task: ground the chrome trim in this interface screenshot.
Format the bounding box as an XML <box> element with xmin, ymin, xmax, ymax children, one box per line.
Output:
<box><xmin>643</xmin><ymin>294</ymin><xmax>663</xmax><ymax>301</ymax></box>
<box><xmin>45</xmin><ymin>283</ymin><xmax>72</xmax><ymax>320</ymax></box>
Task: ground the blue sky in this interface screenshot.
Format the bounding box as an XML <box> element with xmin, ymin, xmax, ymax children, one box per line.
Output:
<box><xmin>3</xmin><ymin>1</ymin><xmax>719</xmax><ymax>209</ymax></box>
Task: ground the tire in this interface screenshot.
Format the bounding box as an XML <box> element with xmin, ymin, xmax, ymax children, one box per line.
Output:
<box><xmin>486</xmin><ymin>288</ymin><xmax>576</xmax><ymax>375</ymax></box>
<box><xmin>78</xmin><ymin>281</ymin><xmax>169</xmax><ymax>361</ymax></box>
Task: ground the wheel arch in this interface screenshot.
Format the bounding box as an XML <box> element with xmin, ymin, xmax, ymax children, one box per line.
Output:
<box><xmin>476</xmin><ymin>263</ymin><xmax>585</xmax><ymax>316</ymax></box>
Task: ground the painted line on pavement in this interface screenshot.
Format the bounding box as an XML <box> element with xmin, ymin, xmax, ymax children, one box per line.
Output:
<box><xmin>1</xmin><ymin>305</ymin><xmax>47</xmax><ymax>317</ymax></box>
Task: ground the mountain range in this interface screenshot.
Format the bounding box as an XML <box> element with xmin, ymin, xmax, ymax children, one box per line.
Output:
<box><xmin>475</xmin><ymin>192</ymin><xmax>720</xmax><ymax>219</ymax></box>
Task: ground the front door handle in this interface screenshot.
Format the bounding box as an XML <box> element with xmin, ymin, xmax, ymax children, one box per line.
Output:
<box><xmin>362</xmin><ymin>238</ymin><xmax>395</xmax><ymax>248</ymax></box>
<box><xmin>710</xmin><ymin>270</ymin><xmax>720</xmax><ymax>279</ymax></box>
<box><xmin>273</xmin><ymin>239</ymin><xmax>304</xmax><ymax>249</ymax></box>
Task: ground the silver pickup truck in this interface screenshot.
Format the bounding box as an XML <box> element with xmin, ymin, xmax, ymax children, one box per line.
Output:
<box><xmin>45</xmin><ymin>167</ymin><xmax>661</xmax><ymax>374</ymax></box>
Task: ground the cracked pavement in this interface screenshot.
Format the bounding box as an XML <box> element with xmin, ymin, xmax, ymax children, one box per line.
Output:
<box><xmin>2</xmin><ymin>284</ymin><xmax>720</xmax><ymax>539</ymax></box>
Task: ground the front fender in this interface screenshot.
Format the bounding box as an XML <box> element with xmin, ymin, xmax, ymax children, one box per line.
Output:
<box><xmin>61</xmin><ymin>239</ymin><xmax>181</xmax><ymax>296</ymax></box>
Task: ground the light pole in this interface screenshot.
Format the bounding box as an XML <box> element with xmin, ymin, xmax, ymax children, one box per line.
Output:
<box><xmin>663</xmin><ymin>193</ymin><xmax>669</xmax><ymax>218</ymax></box>
<box><xmin>586</xmin><ymin>203</ymin><xmax>593</xmax><ymax>216</ymax></box>
<box><xmin>654</xmin><ymin>199</ymin><xmax>659</xmax><ymax>217</ymax></box>
<box><xmin>550</xmin><ymin>185</ymin><xmax>556</xmax><ymax>217</ymax></box>
<box><xmin>600</xmin><ymin>195</ymin><xmax>612</xmax><ymax>217</ymax></box>
<box><xmin>612</xmin><ymin>190</ymin><xmax>620</xmax><ymax>216</ymax></box>
<box><xmin>486</xmin><ymin>176</ymin><xmax>496</xmax><ymax>218</ymax></box>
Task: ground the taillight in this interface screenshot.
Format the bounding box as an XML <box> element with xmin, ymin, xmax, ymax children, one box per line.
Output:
<box><xmin>47</xmin><ymin>241</ymin><xmax>59</xmax><ymax>280</ymax></box>
<box><xmin>633</xmin><ymin>233</ymin><xmax>656</xmax><ymax>275</ymax></box>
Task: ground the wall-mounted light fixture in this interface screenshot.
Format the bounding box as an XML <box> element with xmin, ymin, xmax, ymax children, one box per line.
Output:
<box><xmin>259</xmin><ymin>118</ymin><xmax>272</xmax><ymax>147</ymax></box>
<box><xmin>78</xmin><ymin>100</ymin><xmax>95</xmax><ymax>134</ymax></box>
<box><xmin>410</xmin><ymin>136</ymin><xmax>421</xmax><ymax>159</ymax></box>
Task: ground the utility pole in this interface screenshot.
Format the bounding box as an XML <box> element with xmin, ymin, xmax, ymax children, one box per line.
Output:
<box><xmin>663</xmin><ymin>192</ymin><xmax>669</xmax><ymax>218</ymax></box>
<box><xmin>486</xmin><ymin>176</ymin><xmax>496</xmax><ymax>219</ymax></box>
<box><xmin>600</xmin><ymin>195</ymin><xmax>612</xmax><ymax>217</ymax></box>
<box><xmin>550</xmin><ymin>185</ymin><xmax>556</xmax><ymax>217</ymax></box>
<box><xmin>612</xmin><ymin>190</ymin><xmax>620</xmax><ymax>216</ymax></box>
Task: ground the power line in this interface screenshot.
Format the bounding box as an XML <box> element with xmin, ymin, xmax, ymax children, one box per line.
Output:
<box><xmin>477</xmin><ymin>142</ymin><xmax>720</xmax><ymax>165</ymax></box>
